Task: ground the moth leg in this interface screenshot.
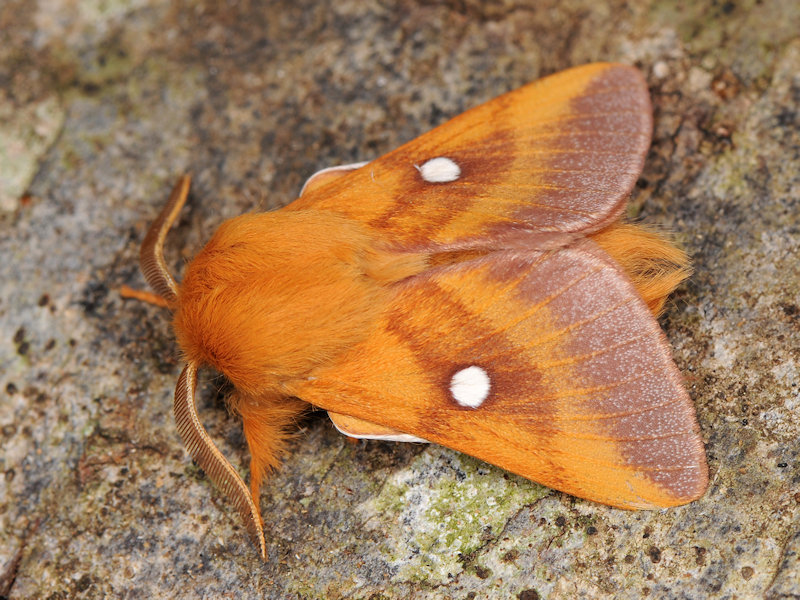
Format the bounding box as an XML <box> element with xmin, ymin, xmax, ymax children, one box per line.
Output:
<box><xmin>236</xmin><ymin>394</ymin><xmax>308</xmax><ymax>519</ymax></box>
<box><xmin>119</xmin><ymin>284</ymin><xmax>170</xmax><ymax>308</ymax></box>
<box><xmin>174</xmin><ymin>363</ymin><xmax>267</xmax><ymax>560</ymax></box>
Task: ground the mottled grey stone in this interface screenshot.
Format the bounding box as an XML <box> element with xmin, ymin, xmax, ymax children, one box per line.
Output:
<box><xmin>1</xmin><ymin>1</ymin><xmax>798</xmax><ymax>598</ymax></box>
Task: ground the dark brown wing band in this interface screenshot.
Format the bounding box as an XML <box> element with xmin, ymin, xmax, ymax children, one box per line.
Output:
<box><xmin>174</xmin><ymin>363</ymin><xmax>267</xmax><ymax>560</ymax></box>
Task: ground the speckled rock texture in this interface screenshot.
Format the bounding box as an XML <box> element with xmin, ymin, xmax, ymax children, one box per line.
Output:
<box><xmin>1</xmin><ymin>1</ymin><xmax>798</xmax><ymax>598</ymax></box>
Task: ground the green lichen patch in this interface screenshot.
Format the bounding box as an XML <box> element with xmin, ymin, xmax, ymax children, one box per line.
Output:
<box><xmin>358</xmin><ymin>446</ymin><xmax>549</xmax><ymax>584</ymax></box>
<box><xmin>647</xmin><ymin>0</ymin><xmax>800</xmax><ymax>85</ymax></box>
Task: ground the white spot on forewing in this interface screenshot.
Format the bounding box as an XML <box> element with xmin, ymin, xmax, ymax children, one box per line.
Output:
<box><xmin>450</xmin><ymin>366</ymin><xmax>490</xmax><ymax>408</ymax></box>
<box><xmin>418</xmin><ymin>157</ymin><xmax>460</xmax><ymax>183</ymax></box>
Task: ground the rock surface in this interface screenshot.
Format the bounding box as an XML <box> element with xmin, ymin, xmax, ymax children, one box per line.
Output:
<box><xmin>1</xmin><ymin>1</ymin><xmax>798</xmax><ymax>598</ymax></box>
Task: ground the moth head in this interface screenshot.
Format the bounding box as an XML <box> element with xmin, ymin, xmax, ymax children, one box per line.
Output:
<box><xmin>140</xmin><ymin>175</ymin><xmax>267</xmax><ymax>560</ymax></box>
<box><xmin>171</xmin><ymin>210</ymin><xmax>389</xmax><ymax>398</ymax></box>
<box><xmin>139</xmin><ymin>176</ymin><xmax>404</xmax><ymax>561</ymax></box>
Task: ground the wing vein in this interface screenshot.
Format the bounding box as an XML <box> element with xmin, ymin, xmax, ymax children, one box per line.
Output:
<box><xmin>512</xmin><ymin>296</ymin><xmax>638</xmax><ymax>356</ymax></box>
<box><xmin>531</xmin><ymin>327</ymin><xmax>647</xmax><ymax>369</ymax></box>
<box><xmin>471</xmin><ymin>264</ymin><xmax>610</xmax><ymax>350</ymax></box>
<box><xmin>517</xmin><ymin>427</ymin><xmax>700</xmax><ymax>442</ymax></box>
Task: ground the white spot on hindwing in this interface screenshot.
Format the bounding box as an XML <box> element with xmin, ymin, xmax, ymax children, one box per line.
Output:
<box><xmin>449</xmin><ymin>366</ymin><xmax>490</xmax><ymax>408</ymax></box>
<box><xmin>418</xmin><ymin>157</ymin><xmax>461</xmax><ymax>183</ymax></box>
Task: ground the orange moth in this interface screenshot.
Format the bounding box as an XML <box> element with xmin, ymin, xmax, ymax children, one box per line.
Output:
<box><xmin>136</xmin><ymin>63</ymin><xmax>708</xmax><ymax>560</ymax></box>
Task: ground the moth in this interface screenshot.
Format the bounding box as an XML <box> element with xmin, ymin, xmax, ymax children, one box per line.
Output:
<box><xmin>135</xmin><ymin>63</ymin><xmax>708</xmax><ymax>560</ymax></box>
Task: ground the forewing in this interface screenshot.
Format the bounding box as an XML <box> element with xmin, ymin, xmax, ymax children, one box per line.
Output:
<box><xmin>290</xmin><ymin>241</ymin><xmax>708</xmax><ymax>509</ymax></box>
<box><xmin>288</xmin><ymin>63</ymin><xmax>652</xmax><ymax>251</ymax></box>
